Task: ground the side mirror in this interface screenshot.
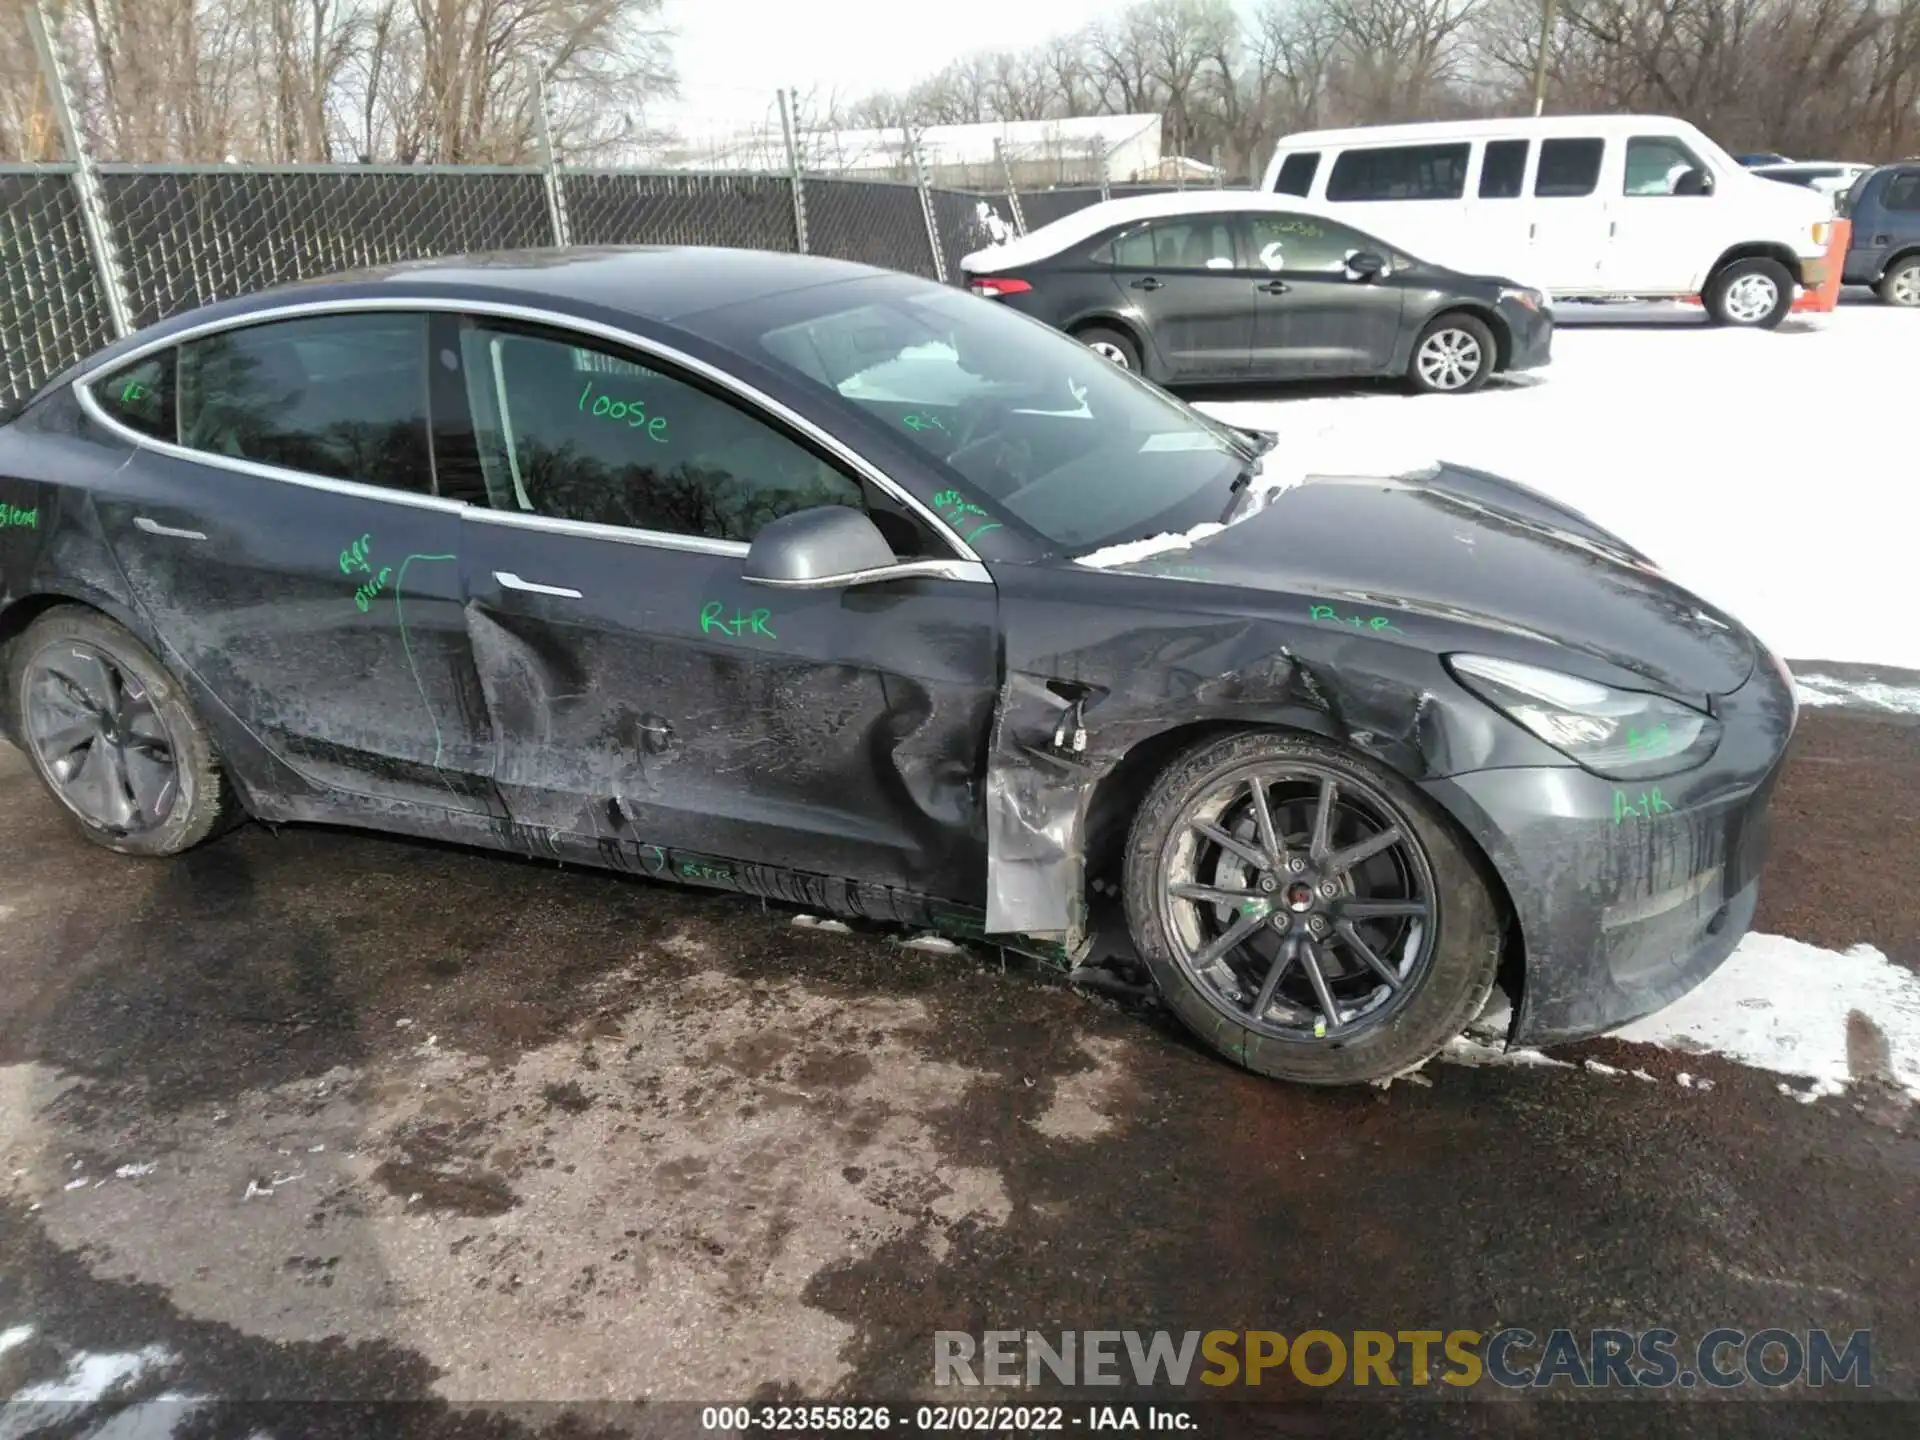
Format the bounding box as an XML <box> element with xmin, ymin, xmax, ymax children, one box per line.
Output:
<box><xmin>1674</xmin><ymin>168</ymin><xmax>1713</xmax><ymax>197</ymax></box>
<box><xmin>744</xmin><ymin>507</ymin><xmax>898</xmax><ymax>589</ymax></box>
<box><xmin>1347</xmin><ymin>250</ymin><xmax>1388</xmax><ymax>281</ymax></box>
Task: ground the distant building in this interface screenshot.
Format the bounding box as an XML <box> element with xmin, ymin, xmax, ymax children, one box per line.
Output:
<box><xmin>668</xmin><ymin>114</ymin><xmax>1164</xmax><ymax>189</ymax></box>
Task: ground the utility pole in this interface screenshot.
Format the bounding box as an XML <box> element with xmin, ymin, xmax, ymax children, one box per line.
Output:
<box><xmin>1531</xmin><ymin>0</ymin><xmax>1558</xmax><ymax>116</ymax></box>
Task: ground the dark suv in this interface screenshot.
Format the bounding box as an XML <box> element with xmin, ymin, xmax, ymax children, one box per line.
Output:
<box><xmin>1842</xmin><ymin>164</ymin><xmax>1920</xmax><ymax>306</ymax></box>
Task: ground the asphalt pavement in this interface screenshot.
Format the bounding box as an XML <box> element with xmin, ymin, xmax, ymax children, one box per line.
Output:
<box><xmin>0</xmin><ymin>701</ymin><xmax>1914</xmax><ymax>1438</ymax></box>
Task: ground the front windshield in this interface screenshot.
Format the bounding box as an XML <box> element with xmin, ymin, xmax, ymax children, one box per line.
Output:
<box><xmin>733</xmin><ymin>279</ymin><xmax>1249</xmax><ymax>553</ymax></box>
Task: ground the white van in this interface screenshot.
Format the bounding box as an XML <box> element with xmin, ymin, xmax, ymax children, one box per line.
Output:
<box><xmin>1260</xmin><ymin>115</ymin><xmax>1834</xmax><ymax>327</ymax></box>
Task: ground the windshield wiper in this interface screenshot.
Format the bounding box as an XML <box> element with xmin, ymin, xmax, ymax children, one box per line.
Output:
<box><xmin>1226</xmin><ymin>430</ymin><xmax>1280</xmax><ymax>492</ymax></box>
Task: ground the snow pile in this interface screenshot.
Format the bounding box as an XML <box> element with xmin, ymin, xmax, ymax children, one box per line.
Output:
<box><xmin>1195</xmin><ymin>304</ymin><xmax>1920</xmax><ymax>670</ymax></box>
<box><xmin>1613</xmin><ymin>934</ymin><xmax>1920</xmax><ymax>1102</ymax></box>
<box><xmin>1076</xmin><ymin>522</ymin><xmax>1225</xmax><ymax>570</ymax></box>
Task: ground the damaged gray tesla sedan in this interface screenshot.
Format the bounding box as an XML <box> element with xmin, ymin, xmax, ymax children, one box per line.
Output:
<box><xmin>0</xmin><ymin>248</ymin><xmax>1796</xmax><ymax>1084</ymax></box>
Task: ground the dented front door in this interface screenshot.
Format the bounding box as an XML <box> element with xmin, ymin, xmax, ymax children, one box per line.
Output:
<box><xmin>459</xmin><ymin>511</ymin><xmax>998</xmax><ymax>899</ymax></box>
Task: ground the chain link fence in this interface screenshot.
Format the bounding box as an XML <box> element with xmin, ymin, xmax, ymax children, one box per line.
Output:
<box><xmin>1</xmin><ymin>164</ymin><xmax>115</xmax><ymax>406</ymax></box>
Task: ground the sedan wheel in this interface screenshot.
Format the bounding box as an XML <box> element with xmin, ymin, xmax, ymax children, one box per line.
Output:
<box><xmin>11</xmin><ymin>607</ymin><xmax>233</xmax><ymax>855</ymax></box>
<box><xmin>1124</xmin><ymin>731</ymin><xmax>1501</xmax><ymax>1084</ymax></box>
<box><xmin>1088</xmin><ymin>340</ymin><xmax>1131</xmax><ymax>367</ymax></box>
<box><xmin>1075</xmin><ymin>324</ymin><xmax>1141</xmax><ymax>372</ymax></box>
<box><xmin>1407</xmin><ymin>313</ymin><xmax>1496</xmax><ymax>395</ymax></box>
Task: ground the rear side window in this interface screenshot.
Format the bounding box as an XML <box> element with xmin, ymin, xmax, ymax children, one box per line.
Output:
<box><xmin>1274</xmin><ymin>151</ymin><xmax>1321</xmax><ymax>196</ymax></box>
<box><xmin>1884</xmin><ymin>173</ymin><xmax>1920</xmax><ymax>211</ymax></box>
<box><xmin>1325</xmin><ymin>144</ymin><xmax>1469</xmax><ymax>202</ymax></box>
<box><xmin>177</xmin><ymin>313</ymin><xmax>432</xmax><ymax>493</ymax></box>
<box><xmin>1479</xmin><ymin>140</ymin><xmax>1529</xmax><ymax>198</ymax></box>
<box><xmin>1536</xmin><ymin>138</ymin><xmax>1605</xmax><ymax>197</ymax></box>
<box><xmin>1106</xmin><ymin>218</ymin><xmax>1236</xmax><ymax>269</ymax></box>
<box><xmin>94</xmin><ymin>352</ymin><xmax>176</xmax><ymax>442</ymax></box>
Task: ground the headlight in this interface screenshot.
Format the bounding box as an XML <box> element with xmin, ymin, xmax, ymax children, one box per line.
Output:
<box><xmin>1499</xmin><ymin>286</ymin><xmax>1546</xmax><ymax>311</ymax></box>
<box><xmin>1447</xmin><ymin>655</ymin><xmax>1720</xmax><ymax>779</ymax></box>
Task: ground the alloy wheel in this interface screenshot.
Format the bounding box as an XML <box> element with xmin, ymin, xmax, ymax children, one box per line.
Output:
<box><xmin>1157</xmin><ymin>762</ymin><xmax>1438</xmax><ymax>1044</ymax></box>
<box><xmin>1087</xmin><ymin>340</ymin><xmax>1132</xmax><ymax>368</ymax></box>
<box><xmin>25</xmin><ymin>641</ymin><xmax>179</xmax><ymax>834</ymax></box>
<box><xmin>1722</xmin><ymin>273</ymin><xmax>1780</xmax><ymax>323</ymax></box>
<box><xmin>1415</xmin><ymin>329</ymin><xmax>1482</xmax><ymax>390</ymax></box>
<box><xmin>1891</xmin><ymin>265</ymin><xmax>1920</xmax><ymax>307</ymax></box>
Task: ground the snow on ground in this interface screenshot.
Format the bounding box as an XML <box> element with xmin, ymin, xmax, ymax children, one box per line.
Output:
<box><xmin>1615</xmin><ymin>934</ymin><xmax>1920</xmax><ymax>1102</ymax></box>
<box><xmin>1794</xmin><ymin>672</ymin><xmax>1920</xmax><ymax>715</ymax></box>
<box><xmin>1194</xmin><ymin>300</ymin><xmax>1920</xmax><ymax>672</ymax></box>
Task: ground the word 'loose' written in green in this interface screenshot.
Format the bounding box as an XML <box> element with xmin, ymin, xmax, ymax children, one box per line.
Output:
<box><xmin>578</xmin><ymin>381</ymin><xmax>669</xmax><ymax>442</ymax></box>
<box><xmin>700</xmin><ymin>602</ymin><xmax>777</xmax><ymax>640</ymax></box>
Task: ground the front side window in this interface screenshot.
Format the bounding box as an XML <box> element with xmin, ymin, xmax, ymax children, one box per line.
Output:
<box><xmin>94</xmin><ymin>352</ymin><xmax>175</xmax><ymax>441</ymax></box>
<box><xmin>1103</xmin><ymin>218</ymin><xmax>1237</xmax><ymax>270</ymax></box>
<box><xmin>456</xmin><ymin>323</ymin><xmax>863</xmax><ymax>544</ymax></box>
<box><xmin>1479</xmin><ymin>139</ymin><xmax>1529</xmax><ymax>198</ymax></box>
<box><xmin>177</xmin><ymin>313</ymin><xmax>432</xmax><ymax>492</ymax></box>
<box><xmin>1624</xmin><ymin>136</ymin><xmax>1707</xmax><ymax>196</ymax></box>
<box><xmin>1243</xmin><ymin>213</ymin><xmax>1377</xmax><ymax>273</ymax></box>
<box><xmin>1325</xmin><ymin>144</ymin><xmax>1470</xmax><ymax>202</ymax></box>
<box><xmin>1274</xmin><ymin>152</ymin><xmax>1321</xmax><ymax>196</ymax></box>
<box><xmin>1883</xmin><ymin>173</ymin><xmax>1920</xmax><ymax>211</ymax></box>
<box><xmin>1536</xmin><ymin>138</ymin><xmax>1605</xmax><ymax>197</ymax></box>
<box><xmin>727</xmin><ymin>276</ymin><xmax>1251</xmax><ymax>555</ymax></box>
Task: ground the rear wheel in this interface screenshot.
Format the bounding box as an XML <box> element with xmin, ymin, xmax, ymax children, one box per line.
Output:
<box><xmin>1407</xmin><ymin>313</ymin><xmax>1495</xmax><ymax>394</ymax></box>
<box><xmin>1878</xmin><ymin>256</ymin><xmax>1920</xmax><ymax>307</ymax></box>
<box><xmin>1075</xmin><ymin>324</ymin><xmax>1140</xmax><ymax>372</ymax></box>
<box><xmin>10</xmin><ymin>606</ymin><xmax>232</xmax><ymax>856</ymax></box>
<box><xmin>1704</xmin><ymin>257</ymin><xmax>1794</xmax><ymax>327</ymax></box>
<box><xmin>1123</xmin><ymin>730</ymin><xmax>1502</xmax><ymax>1085</ymax></box>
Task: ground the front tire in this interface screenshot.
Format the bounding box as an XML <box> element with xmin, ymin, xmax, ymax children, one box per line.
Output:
<box><xmin>1704</xmin><ymin>258</ymin><xmax>1794</xmax><ymax>327</ymax></box>
<box><xmin>1075</xmin><ymin>324</ymin><xmax>1141</xmax><ymax>372</ymax></box>
<box><xmin>1123</xmin><ymin>730</ymin><xmax>1501</xmax><ymax>1085</ymax></box>
<box><xmin>10</xmin><ymin>606</ymin><xmax>232</xmax><ymax>856</ymax></box>
<box><xmin>1877</xmin><ymin>256</ymin><xmax>1920</xmax><ymax>307</ymax></box>
<box><xmin>1407</xmin><ymin>313</ymin><xmax>1496</xmax><ymax>394</ymax></box>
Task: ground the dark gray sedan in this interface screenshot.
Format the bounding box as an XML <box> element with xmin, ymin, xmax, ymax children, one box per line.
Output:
<box><xmin>0</xmin><ymin>247</ymin><xmax>1788</xmax><ymax>1085</ymax></box>
<box><xmin>961</xmin><ymin>192</ymin><xmax>1552</xmax><ymax>394</ymax></box>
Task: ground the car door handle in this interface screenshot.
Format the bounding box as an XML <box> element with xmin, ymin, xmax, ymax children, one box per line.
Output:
<box><xmin>1130</xmin><ymin>277</ymin><xmax>1164</xmax><ymax>291</ymax></box>
<box><xmin>1874</xmin><ymin>234</ymin><xmax>1890</xmax><ymax>245</ymax></box>
<box><xmin>133</xmin><ymin>515</ymin><xmax>207</xmax><ymax>541</ymax></box>
<box><xmin>1255</xmin><ymin>279</ymin><xmax>1290</xmax><ymax>294</ymax></box>
<box><xmin>494</xmin><ymin>571</ymin><xmax>582</xmax><ymax>599</ymax></box>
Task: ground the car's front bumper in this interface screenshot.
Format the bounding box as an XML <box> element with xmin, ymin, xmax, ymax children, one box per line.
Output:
<box><xmin>1499</xmin><ymin>300</ymin><xmax>1553</xmax><ymax>372</ymax></box>
<box><xmin>1422</xmin><ymin>655</ymin><xmax>1797</xmax><ymax>1047</ymax></box>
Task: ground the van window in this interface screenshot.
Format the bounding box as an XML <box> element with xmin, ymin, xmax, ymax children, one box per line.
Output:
<box><xmin>1624</xmin><ymin>136</ymin><xmax>1707</xmax><ymax>196</ymax></box>
<box><xmin>1535</xmin><ymin>138</ymin><xmax>1604</xmax><ymax>198</ymax></box>
<box><xmin>1325</xmin><ymin>144</ymin><xmax>1469</xmax><ymax>202</ymax></box>
<box><xmin>1273</xmin><ymin>152</ymin><xmax>1321</xmax><ymax>196</ymax></box>
<box><xmin>1479</xmin><ymin>140</ymin><xmax>1529</xmax><ymax>198</ymax></box>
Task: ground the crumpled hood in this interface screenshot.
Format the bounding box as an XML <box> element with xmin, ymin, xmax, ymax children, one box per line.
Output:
<box><xmin>1128</xmin><ymin>462</ymin><xmax>1757</xmax><ymax>697</ymax></box>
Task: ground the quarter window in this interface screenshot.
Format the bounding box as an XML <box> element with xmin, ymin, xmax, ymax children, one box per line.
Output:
<box><xmin>1243</xmin><ymin>213</ymin><xmax>1376</xmax><ymax>272</ymax></box>
<box><xmin>95</xmin><ymin>352</ymin><xmax>175</xmax><ymax>441</ymax></box>
<box><xmin>1624</xmin><ymin>136</ymin><xmax>1707</xmax><ymax>196</ymax></box>
<box><xmin>177</xmin><ymin>313</ymin><xmax>432</xmax><ymax>493</ymax></box>
<box><xmin>1535</xmin><ymin>138</ymin><xmax>1605</xmax><ymax>197</ymax></box>
<box><xmin>456</xmin><ymin>323</ymin><xmax>864</xmax><ymax>544</ymax></box>
<box><xmin>1479</xmin><ymin>139</ymin><xmax>1529</xmax><ymax>199</ymax></box>
<box><xmin>1273</xmin><ymin>151</ymin><xmax>1321</xmax><ymax>197</ymax></box>
<box><xmin>1324</xmin><ymin>144</ymin><xmax>1470</xmax><ymax>201</ymax></box>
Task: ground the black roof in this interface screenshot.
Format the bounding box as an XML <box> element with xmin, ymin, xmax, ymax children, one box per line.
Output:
<box><xmin>46</xmin><ymin>247</ymin><xmax>915</xmax><ymax>394</ymax></box>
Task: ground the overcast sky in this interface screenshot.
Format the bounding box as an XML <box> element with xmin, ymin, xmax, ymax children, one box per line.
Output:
<box><xmin>657</xmin><ymin>0</ymin><xmax>1124</xmax><ymax>135</ymax></box>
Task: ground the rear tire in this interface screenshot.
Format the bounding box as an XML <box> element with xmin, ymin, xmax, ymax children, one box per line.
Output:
<box><xmin>1877</xmin><ymin>256</ymin><xmax>1920</xmax><ymax>307</ymax></box>
<box><xmin>1407</xmin><ymin>313</ymin><xmax>1496</xmax><ymax>394</ymax></box>
<box><xmin>1122</xmin><ymin>730</ymin><xmax>1502</xmax><ymax>1085</ymax></box>
<box><xmin>1075</xmin><ymin>325</ymin><xmax>1141</xmax><ymax>372</ymax></box>
<box><xmin>10</xmin><ymin>606</ymin><xmax>233</xmax><ymax>856</ymax></box>
<box><xmin>1704</xmin><ymin>257</ymin><xmax>1794</xmax><ymax>327</ymax></box>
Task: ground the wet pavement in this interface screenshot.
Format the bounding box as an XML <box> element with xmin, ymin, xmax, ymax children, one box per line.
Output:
<box><xmin>0</xmin><ymin>706</ymin><xmax>1915</xmax><ymax>1437</ymax></box>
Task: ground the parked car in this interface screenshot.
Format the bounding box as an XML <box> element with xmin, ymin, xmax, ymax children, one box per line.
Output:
<box><xmin>959</xmin><ymin>192</ymin><xmax>1551</xmax><ymax>395</ymax></box>
<box><xmin>1262</xmin><ymin>115</ymin><xmax>1835</xmax><ymax>327</ymax></box>
<box><xmin>1733</xmin><ymin>152</ymin><xmax>1793</xmax><ymax>167</ymax></box>
<box><xmin>1749</xmin><ymin>161</ymin><xmax>1872</xmax><ymax>203</ymax></box>
<box><xmin>0</xmin><ymin>248</ymin><xmax>1796</xmax><ymax>1086</ymax></box>
<box><xmin>1840</xmin><ymin>163</ymin><xmax>1920</xmax><ymax>306</ymax></box>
